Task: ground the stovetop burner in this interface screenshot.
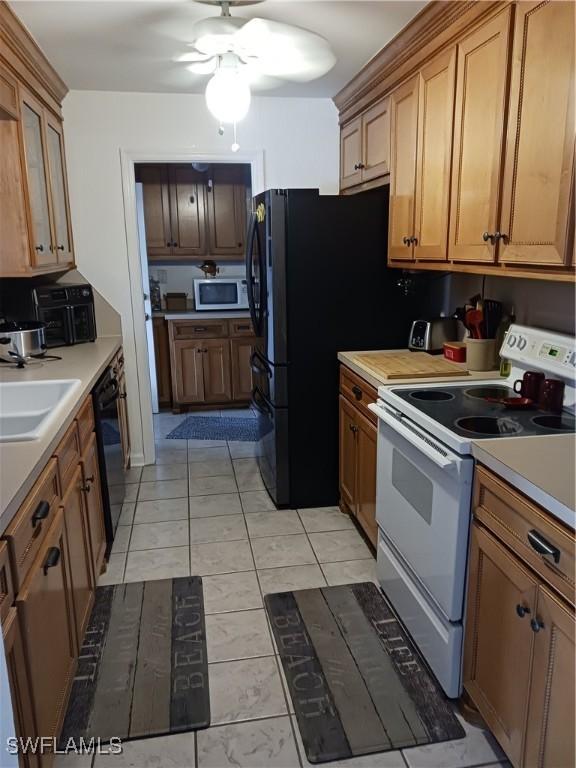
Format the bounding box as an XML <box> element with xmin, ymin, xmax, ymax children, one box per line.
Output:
<box><xmin>532</xmin><ymin>414</ymin><xmax>576</xmax><ymax>431</ymax></box>
<box><xmin>455</xmin><ymin>416</ymin><xmax>523</xmax><ymax>436</ymax></box>
<box><xmin>409</xmin><ymin>390</ymin><xmax>455</xmax><ymax>402</ymax></box>
<box><xmin>464</xmin><ymin>386</ymin><xmax>514</xmax><ymax>400</ymax></box>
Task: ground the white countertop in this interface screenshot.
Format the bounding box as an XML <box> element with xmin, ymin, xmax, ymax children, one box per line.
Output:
<box><xmin>157</xmin><ymin>310</ymin><xmax>251</xmax><ymax>321</ymax></box>
<box><xmin>472</xmin><ymin>435</ymin><xmax>576</xmax><ymax>529</ymax></box>
<box><xmin>0</xmin><ymin>337</ymin><xmax>121</xmax><ymax>532</ymax></box>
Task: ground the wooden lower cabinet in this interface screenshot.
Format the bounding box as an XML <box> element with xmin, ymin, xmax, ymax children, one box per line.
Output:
<box><xmin>230</xmin><ymin>337</ymin><xmax>257</xmax><ymax>401</ymax></box>
<box><xmin>117</xmin><ymin>370</ymin><xmax>130</xmax><ymax>469</ymax></box>
<box><xmin>152</xmin><ymin>317</ymin><xmax>172</xmax><ymax>406</ymax></box>
<box><xmin>203</xmin><ymin>339</ymin><xmax>232</xmax><ymax>403</ymax></box>
<box><xmin>338</xmin><ymin>366</ymin><xmax>378</xmax><ymax>546</ymax></box>
<box><xmin>80</xmin><ymin>433</ymin><xmax>106</xmax><ymax>581</ymax></box>
<box><xmin>171</xmin><ymin>340</ymin><xmax>205</xmax><ymax>404</ymax></box>
<box><xmin>464</xmin><ymin>467</ymin><xmax>575</xmax><ymax>768</ymax></box>
<box><xmin>16</xmin><ymin>508</ymin><xmax>76</xmax><ymax>749</ymax></box>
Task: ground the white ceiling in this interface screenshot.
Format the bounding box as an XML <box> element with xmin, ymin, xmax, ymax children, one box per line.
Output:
<box><xmin>11</xmin><ymin>0</ymin><xmax>426</xmax><ymax>97</ymax></box>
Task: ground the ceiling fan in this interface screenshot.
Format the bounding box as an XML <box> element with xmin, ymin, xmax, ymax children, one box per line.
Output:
<box><xmin>166</xmin><ymin>0</ymin><xmax>336</xmax><ymax>129</ymax></box>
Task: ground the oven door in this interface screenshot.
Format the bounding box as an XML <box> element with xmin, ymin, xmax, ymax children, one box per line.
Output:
<box><xmin>68</xmin><ymin>304</ymin><xmax>96</xmax><ymax>343</ymax></box>
<box><xmin>369</xmin><ymin>401</ymin><xmax>473</xmax><ymax>621</ymax></box>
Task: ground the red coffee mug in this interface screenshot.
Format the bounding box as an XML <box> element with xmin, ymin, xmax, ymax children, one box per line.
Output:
<box><xmin>539</xmin><ymin>378</ymin><xmax>565</xmax><ymax>414</ymax></box>
<box><xmin>514</xmin><ymin>370</ymin><xmax>545</xmax><ymax>401</ymax></box>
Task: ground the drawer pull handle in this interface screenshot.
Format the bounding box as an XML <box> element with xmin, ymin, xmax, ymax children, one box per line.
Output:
<box><xmin>352</xmin><ymin>385</ymin><xmax>362</xmax><ymax>401</ymax></box>
<box><xmin>43</xmin><ymin>547</ymin><xmax>60</xmax><ymax>575</ymax></box>
<box><xmin>516</xmin><ymin>604</ymin><xmax>531</xmax><ymax>618</ymax></box>
<box><xmin>530</xmin><ymin>617</ymin><xmax>544</xmax><ymax>633</ymax></box>
<box><xmin>31</xmin><ymin>501</ymin><xmax>50</xmax><ymax>528</ymax></box>
<box><xmin>237</xmin><ymin>325</ymin><xmax>250</xmax><ymax>330</ymax></box>
<box><xmin>194</xmin><ymin>327</ymin><xmax>208</xmax><ymax>332</ymax></box>
<box><xmin>527</xmin><ymin>529</ymin><xmax>560</xmax><ymax>564</ymax></box>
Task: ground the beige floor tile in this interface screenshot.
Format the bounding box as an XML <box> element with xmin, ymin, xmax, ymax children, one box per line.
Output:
<box><xmin>308</xmin><ymin>530</ymin><xmax>372</xmax><ymax>563</ymax></box>
<box><xmin>189</xmin><ymin>493</ymin><xmax>243</xmax><ymax>518</ymax></box>
<box><xmin>124</xmin><ymin>546</ymin><xmax>189</xmax><ymax>582</ymax></box>
<box><xmin>124</xmin><ymin>467</ymin><xmax>143</xmax><ymax>485</ymax></box>
<box><xmin>188</xmin><ymin>446</ymin><xmax>230</xmax><ymax>463</ymax></box>
<box><xmin>188</xmin><ymin>459</ymin><xmax>234</xmax><ymax>479</ymax></box>
<box><xmin>190</xmin><ymin>539</ymin><xmax>254</xmax><ymax>576</ymax></box>
<box><xmin>206</xmin><ymin>609</ymin><xmax>273</xmax><ymax>663</ymax></box>
<box><xmin>190</xmin><ymin>515</ymin><xmax>247</xmax><ymax>544</ymax></box>
<box><xmin>129</xmin><ymin>520</ymin><xmax>189</xmax><ymax>551</ymax></box>
<box><xmin>228</xmin><ymin>441</ymin><xmax>259</xmax><ymax>459</ymax></box>
<box><xmin>240</xmin><ymin>491</ymin><xmax>277</xmax><ymax>514</ymax></box>
<box><xmin>124</xmin><ymin>484</ymin><xmax>139</xmax><ymax>502</ymax></box>
<box><xmin>246</xmin><ymin>510</ymin><xmax>305</xmax><ymax>538</ymax></box>
<box><xmin>141</xmin><ymin>463</ymin><xmax>188</xmax><ymax>482</ymax></box>
<box><xmin>153</xmin><ymin>445</ymin><xmax>188</xmax><ymax>466</ymax></box>
<box><xmin>202</xmin><ymin>571</ymin><xmax>262</xmax><ymax>614</ymax></box>
<box><xmin>258</xmin><ymin>564</ymin><xmax>326</xmax><ymax>595</ymax></box>
<box><xmin>189</xmin><ymin>475</ymin><xmax>238</xmax><ymax>497</ymax></box>
<box><xmin>134</xmin><ymin>497</ymin><xmax>189</xmax><ymax>524</ymax></box>
<box><xmin>118</xmin><ymin>502</ymin><xmax>136</xmax><ymax>526</ymax></box>
<box><xmin>298</xmin><ymin>506</ymin><xmax>354</xmax><ymax>533</ymax></box>
<box><xmin>94</xmin><ymin>731</ymin><xmax>196</xmax><ymax>767</ymax></box>
<box><xmin>233</xmin><ymin>458</ymin><xmax>265</xmax><ymax>491</ymax></box>
<box><xmin>251</xmin><ymin>535</ymin><xmax>316</xmax><ymax>569</ymax></box>
<box><xmin>197</xmin><ymin>716</ymin><xmax>299</xmax><ymax>768</ymax></box>
<box><xmin>321</xmin><ymin>559</ymin><xmax>378</xmax><ymax>586</ymax></box>
<box><xmin>97</xmin><ymin>553</ymin><xmax>126</xmax><ymax>586</ymax></box>
<box><xmin>138</xmin><ymin>479</ymin><xmax>188</xmax><ymax>502</ymax></box>
<box><xmin>188</xmin><ymin>439</ymin><xmax>227</xmax><ymax>448</ymax></box>
<box><xmin>110</xmin><ymin>525</ymin><xmax>131</xmax><ymax>554</ymax></box>
<box><xmin>208</xmin><ymin>656</ymin><xmax>287</xmax><ymax>726</ymax></box>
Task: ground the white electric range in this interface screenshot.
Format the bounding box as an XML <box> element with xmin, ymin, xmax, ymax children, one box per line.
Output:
<box><xmin>368</xmin><ymin>325</ymin><xmax>576</xmax><ymax>698</ymax></box>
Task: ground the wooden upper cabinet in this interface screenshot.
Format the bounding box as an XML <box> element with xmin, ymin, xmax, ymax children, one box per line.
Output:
<box><xmin>413</xmin><ymin>49</ymin><xmax>456</xmax><ymax>261</ymax></box>
<box><xmin>523</xmin><ymin>586</ymin><xmax>575</xmax><ymax>768</ymax></box>
<box><xmin>45</xmin><ymin>111</ymin><xmax>74</xmax><ymax>266</ymax></box>
<box><xmin>464</xmin><ymin>521</ymin><xmax>538</xmax><ymax>767</ymax></box>
<box><xmin>361</xmin><ymin>97</ymin><xmax>390</xmax><ymax>182</ymax></box>
<box><xmin>169</xmin><ymin>164</ymin><xmax>207</xmax><ymax>258</ymax></box>
<box><xmin>205</xmin><ymin>164</ymin><xmax>248</xmax><ymax>258</ymax></box>
<box><xmin>388</xmin><ymin>76</ymin><xmax>419</xmax><ymax>261</ymax></box>
<box><xmin>499</xmin><ymin>0</ymin><xmax>575</xmax><ymax>268</ymax></box>
<box><xmin>138</xmin><ymin>164</ymin><xmax>172</xmax><ymax>258</ymax></box>
<box><xmin>20</xmin><ymin>90</ymin><xmax>55</xmax><ymax>267</ymax></box>
<box><xmin>449</xmin><ymin>7</ymin><xmax>511</xmax><ymax>263</ymax></box>
<box><xmin>340</xmin><ymin>117</ymin><xmax>363</xmax><ymax>189</ymax></box>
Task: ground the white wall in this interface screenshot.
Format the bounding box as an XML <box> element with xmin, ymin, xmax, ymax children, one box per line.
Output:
<box><xmin>62</xmin><ymin>90</ymin><xmax>340</xmax><ymax>463</ymax></box>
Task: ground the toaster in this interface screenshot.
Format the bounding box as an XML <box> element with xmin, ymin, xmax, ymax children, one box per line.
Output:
<box><xmin>408</xmin><ymin>318</ymin><xmax>458</xmax><ymax>353</ymax></box>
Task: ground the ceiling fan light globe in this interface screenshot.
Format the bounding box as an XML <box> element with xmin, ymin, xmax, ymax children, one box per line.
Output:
<box><xmin>205</xmin><ymin>68</ymin><xmax>251</xmax><ymax>123</ymax></box>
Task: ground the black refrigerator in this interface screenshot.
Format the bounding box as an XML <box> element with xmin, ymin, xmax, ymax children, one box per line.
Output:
<box><xmin>245</xmin><ymin>187</ymin><xmax>414</xmax><ymax>509</ymax></box>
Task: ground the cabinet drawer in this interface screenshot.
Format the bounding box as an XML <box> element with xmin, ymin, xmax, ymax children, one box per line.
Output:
<box><xmin>169</xmin><ymin>319</ymin><xmax>228</xmax><ymax>339</ymax></box>
<box><xmin>229</xmin><ymin>319</ymin><xmax>255</xmax><ymax>337</ymax></box>
<box><xmin>339</xmin><ymin>366</ymin><xmax>378</xmax><ymax>426</ymax></box>
<box><xmin>474</xmin><ymin>466</ymin><xmax>575</xmax><ymax>605</ymax></box>
<box><xmin>53</xmin><ymin>420</ymin><xmax>81</xmax><ymax>495</ymax></box>
<box><xmin>75</xmin><ymin>394</ymin><xmax>95</xmax><ymax>452</ymax></box>
<box><xmin>0</xmin><ymin>540</ymin><xmax>15</xmax><ymax>623</ymax></box>
<box><xmin>3</xmin><ymin>458</ymin><xmax>60</xmax><ymax>592</ymax></box>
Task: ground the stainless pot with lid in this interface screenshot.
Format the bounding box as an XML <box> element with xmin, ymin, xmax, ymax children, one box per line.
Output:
<box><xmin>0</xmin><ymin>320</ymin><xmax>47</xmax><ymax>364</ymax></box>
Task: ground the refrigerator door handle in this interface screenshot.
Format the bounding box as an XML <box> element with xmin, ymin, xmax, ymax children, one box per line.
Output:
<box><xmin>250</xmin><ymin>348</ymin><xmax>272</xmax><ymax>377</ymax></box>
<box><xmin>245</xmin><ymin>213</ymin><xmax>261</xmax><ymax>334</ymax></box>
<box><xmin>251</xmin><ymin>386</ymin><xmax>273</xmax><ymax>418</ymax></box>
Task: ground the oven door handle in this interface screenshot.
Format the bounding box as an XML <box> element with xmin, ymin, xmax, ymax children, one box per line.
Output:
<box><xmin>368</xmin><ymin>402</ymin><xmax>460</xmax><ymax>476</ymax></box>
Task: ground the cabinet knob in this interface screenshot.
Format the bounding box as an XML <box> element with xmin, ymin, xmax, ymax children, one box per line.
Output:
<box><xmin>516</xmin><ymin>604</ymin><xmax>531</xmax><ymax>618</ymax></box>
<box><xmin>494</xmin><ymin>232</ymin><xmax>507</xmax><ymax>242</ymax></box>
<box><xmin>482</xmin><ymin>232</ymin><xmax>494</xmax><ymax>243</ymax></box>
<box><xmin>530</xmin><ymin>617</ymin><xmax>544</xmax><ymax>633</ymax></box>
<box><xmin>190</xmin><ymin>195</ymin><xmax>195</xmax><ymax>204</ymax></box>
<box><xmin>167</xmin><ymin>242</ymin><xmax>172</xmax><ymax>247</ymax></box>
<box><xmin>352</xmin><ymin>385</ymin><xmax>362</xmax><ymax>401</ymax></box>
<box><xmin>402</xmin><ymin>236</ymin><xmax>411</xmax><ymax>246</ymax></box>
<box><xmin>57</xmin><ymin>245</ymin><xmax>65</xmax><ymax>251</ymax></box>
<box><xmin>35</xmin><ymin>244</ymin><xmax>44</xmax><ymax>252</ymax></box>
<box><xmin>410</xmin><ymin>236</ymin><xmax>418</xmax><ymax>245</ymax></box>
<box><xmin>237</xmin><ymin>242</ymin><xmax>242</xmax><ymax>248</ymax></box>
<box><xmin>43</xmin><ymin>547</ymin><xmax>60</xmax><ymax>575</ymax></box>
<box><xmin>81</xmin><ymin>483</ymin><xmax>91</xmax><ymax>493</ymax></box>
<box><xmin>349</xmin><ymin>424</ymin><xmax>358</xmax><ymax>434</ymax></box>
<box><xmin>31</xmin><ymin>500</ymin><xmax>50</xmax><ymax>528</ymax></box>
<box><xmin>119</xmin><ymin>392</ymin><xmax>127</xmax><ymax>399</ymax></box>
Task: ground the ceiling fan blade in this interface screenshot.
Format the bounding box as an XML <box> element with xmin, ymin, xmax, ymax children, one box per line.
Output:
<box><xmin>234</xmin><ymin>18</ymin><xmax>336</xmax><ymax>81</ymax></box>
<box><xmin>187</xmin><ymin>58</ymin><xmax>218</xmax><ymax>75</ymax></box>
<box><xmin>174</xmin><ymin>50</ymin><xmax>213</xmax><ymax>63</ymax></box>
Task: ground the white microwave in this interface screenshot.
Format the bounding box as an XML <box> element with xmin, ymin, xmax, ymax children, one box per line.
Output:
<box><xmin>193</xmin><ymin>278</ymin><xmax>249</xmax><ymax>311</ymax></box>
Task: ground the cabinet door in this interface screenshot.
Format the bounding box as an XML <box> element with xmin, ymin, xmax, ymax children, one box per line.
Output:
<box><xmin>339</xmin><ymin>395</ymin><xmax>357</xmax><ymax>512</ymax></box>
<box><xmin>20</xmin><ymin>90</ymin><xmax>55</xmax><ymax>267</ymax></box>
<box><xmin>45</xmin><ymin>112</ymin><xmax>74</xmax><ymax>266</ymax></box>
<box><xmin>464</xmin><ymin>522</ymin><xmax>537</xmax><ymax>767</ymax></box>
<box><xmin>62</xmin><ymin>465</ymin><xmax>95</xmax><ymax>648</ymax></box>
<box><xmin>138</xmin><ymin>165</ymin><xmax>173</xmax><ymax>258</ymax></box>
<box><xmin>117</xmin><ymin>371</ymin><xmax>131</xmax><ymax>470</ymax></box>
<box><xmin>205</xmin><ymin>165</ymin><xmax>248</xmax><ymax>258</ymax></box>
<box><xmin>499</xmin><ymin>0</ymin><xmax>575</xmax><ymax>268</ymax></box>
<box><xmin>355</xmin><ymin>409</ymin><xmax>377</xmax><ymax>547</ymax></box>
<box><xmin>361</xmin><ymin>97</ymin><xmax>390</xmax><ymax>182</ymax></box>
<box><xmin>17</xmin><ymin>508</ymin><xmax>76</xmax><ymax>743</ymax></box>
<box><xmin>3</xmin><ymin>608</ymin><xmax>40</xmax><ymax>768</ymax></box>
<box><xmin>340</xmin><ymin>117</ymin><xmax>363</xmax><ymax>190</ymax></box>
<box><xmin>230</xmin><ymin>336</ymin><xmax>258</xmax><ymax>402</ymax></box>
<box><xmin>169</xmin><ymin>164</ymin><xmax>207</xmax><ymax>258</ymax></box>
<box><xmin>448</xmin><ymin>8</ymin><xmax>511</xmax><ymax>263</ymax></box>
<box><xmin>388</xmin><ymin>76</ymin><xmax>419</xmax><ymax>261</ymax></box>
<box><xmin>153</xmin><ymin>317</ymin><xmax>172</xmax><ymax>406</ymax></box>
<box><xmin>523</xmin><ymin>586</ymin><xmax>575</xmax><ymax>768</ymax></box>
<box><xmin>81</xmin><ymin>432</ymin><xmax>106</xmax><ymax>581</ymax></box>
<box><xmin>171</xmin><ymin>340</ymin><xmax>205</xmax><ymax>404</ymax></box>
<box><xmin>413</xmin><ymin>49</ymin><xmax>456</xmax><ymax>261</ymax></box>
<box><xmin>202</xmin><ymin>338</ymin><xmax>232</xmax><ymax>403</ymax></box>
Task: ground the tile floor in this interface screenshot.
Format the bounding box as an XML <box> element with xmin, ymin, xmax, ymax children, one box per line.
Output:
<box><xmin>58</xmin><ymin>410</ymin><xmax>509</xmax><ymax>768</ymax></box>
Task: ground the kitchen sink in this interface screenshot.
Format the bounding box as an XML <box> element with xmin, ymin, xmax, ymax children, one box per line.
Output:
<box><xmin>0</xmin><ymin>379</ymin><xmax>82</xmax><ymax>442</ymax></box>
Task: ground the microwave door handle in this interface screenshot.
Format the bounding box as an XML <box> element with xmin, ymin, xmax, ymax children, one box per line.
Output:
<box><xmin>368</xmin><ymin>402</ymin><xmax>459</xmax><ymax>476</ymax></box>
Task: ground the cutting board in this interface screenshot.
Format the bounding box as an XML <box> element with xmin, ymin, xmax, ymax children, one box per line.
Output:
<box><xmin>355</xmin><ymin>351</ymin><xmax>469</xmax><ymax>379</ymax></box>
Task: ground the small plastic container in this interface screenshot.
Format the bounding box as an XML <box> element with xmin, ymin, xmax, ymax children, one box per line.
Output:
<box><xmin>465</xmin><ymin>338</ymin><xmax>497</xmax><ymax>371</ymax></box>
<box><xmin>444</xmin><ymin>341</ymin><xmax>467</xmax><ymax>363</ymax></box>
<box><xmin>164</xmin><ymin>292</ymin><xmax>188</xmax><ymax>311</ymax></box>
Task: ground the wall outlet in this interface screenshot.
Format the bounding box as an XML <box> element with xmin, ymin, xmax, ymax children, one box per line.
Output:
<box><xmin>157</xmin><ymin>269</ymin><xmax>168</xmax><ymax>284</ymax></box>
